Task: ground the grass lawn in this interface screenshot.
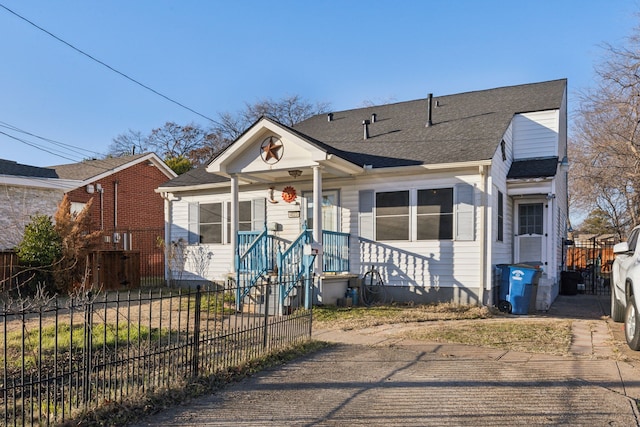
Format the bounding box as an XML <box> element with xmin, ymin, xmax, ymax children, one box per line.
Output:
<box><xmin>313</xmin><ymin>303</ymin><xmax>573</xmax><ymax>355</ymax></box>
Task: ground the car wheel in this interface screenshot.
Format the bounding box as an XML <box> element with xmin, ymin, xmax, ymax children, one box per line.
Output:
<box><xmin>625</xmin><ymin>297</ymin><xmax>640</xmax><ymax>350</ymax></box>
<box><xmin>611</xmin><ymin>288</ymin><xmax>625</xmax><ymax>322</ymax></box>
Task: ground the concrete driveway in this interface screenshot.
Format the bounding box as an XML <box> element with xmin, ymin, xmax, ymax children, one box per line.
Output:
<box><xmin>132</xmin><ymin>294</ymin><xmax>640</xmax><ymax>426</ymax></box>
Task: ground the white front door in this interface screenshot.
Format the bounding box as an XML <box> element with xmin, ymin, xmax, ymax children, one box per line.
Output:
<box><xmin>304</xmin><ymin>190</ymin><xmax>339</xmax><ymax>232</ymax></box>
<box><xmin>515</xmin><ymin>201</ymin><xmax>546</xmax><ymax>267</ymax></box>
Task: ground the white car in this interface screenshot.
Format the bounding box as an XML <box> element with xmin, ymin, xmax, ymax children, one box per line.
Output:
<box><xmin>612</xmin><ymin>225</ymin><xmax>640</xmax><ymax>350</ymax></box>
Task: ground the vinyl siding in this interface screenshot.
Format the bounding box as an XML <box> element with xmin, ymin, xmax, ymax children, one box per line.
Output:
<box><xmin>168</xmin><ymin>171</ymin><xmax>484</xmax><ymax>289</ymax></box>
<box><xmin>512</xmin><ymin>110</ymin><xmax>559</xmax><ymax>159</ymax></box>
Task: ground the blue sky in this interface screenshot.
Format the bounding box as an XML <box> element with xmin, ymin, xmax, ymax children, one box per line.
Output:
<box><xmin>0</xmin><ymin>0</ymin><xmax>637</xmax><ymax>167</ymax></box>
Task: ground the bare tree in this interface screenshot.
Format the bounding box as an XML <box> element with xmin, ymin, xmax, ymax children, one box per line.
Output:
<box><xmin>108</xmin><ymin>129</ymin><xmax>149</xmax><ymax>156</ymax></box>
<box><xmin>570</xmin><ymin>23</ymin><xmax>640</xmax><ymax>235</ymax></box>
<box><xmin>107</xmin><ymin>95</ymin><xmax>330</xmax><ymax>173</ymax></box>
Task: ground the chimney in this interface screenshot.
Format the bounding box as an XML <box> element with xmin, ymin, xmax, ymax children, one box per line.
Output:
<box><xmin>362</xmin><ymin>119</ymin><xmax>370</xmax><ymax>140</ymax></box>
<box><xmin>371</xmin><ymin>113</ymin><xmax>377</xmax><ymax>123</ymax></box>
<box><xmin>327</xmin><ymin>112</ymin><xmax>333</xmax><ymax>122</ymax></box>
<box><xmin>426</xmin><ymin>93</ymin><xmax>433</xmax><ymax>127</ymax></box>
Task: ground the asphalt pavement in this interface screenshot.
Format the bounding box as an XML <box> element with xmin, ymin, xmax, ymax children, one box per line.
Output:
<box><xmin>132</xmin><ymin>294</ymin><xmax>640</xmax><ymax>426</ymax></box>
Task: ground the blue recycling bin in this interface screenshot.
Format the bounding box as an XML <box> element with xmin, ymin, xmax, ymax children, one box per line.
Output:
<box><xmin>496</xmin><ymin>264</ymin><xmax>540</xmax><ymax>315</ymax></box>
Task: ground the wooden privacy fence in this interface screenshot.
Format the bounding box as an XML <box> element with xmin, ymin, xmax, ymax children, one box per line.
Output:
<box><xmin>566</xmin><ymin>243</ymin><xmax>615</xmax><ymax>272</ymax></box>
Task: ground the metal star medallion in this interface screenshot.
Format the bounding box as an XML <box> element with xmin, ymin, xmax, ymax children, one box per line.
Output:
<box><xmin>260</xmin><ymin>136</ymin><xmax>283</xmax><ymax>164</ymax></box>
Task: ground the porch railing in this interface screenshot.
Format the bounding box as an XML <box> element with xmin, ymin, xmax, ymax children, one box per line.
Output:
<box><xmin>236</xmin><ymin>227</ymin><xmax>273</xmax><ymax>308</ymax></box>
<box><xmin>322</xmin><ymin>230</ymin><xmax>350</xmax><ymax>273</ymax></box>
<box><xmin>278</xmin><ymin>227</ymin><xmax>315</xmax><ymax>310</ymax></box>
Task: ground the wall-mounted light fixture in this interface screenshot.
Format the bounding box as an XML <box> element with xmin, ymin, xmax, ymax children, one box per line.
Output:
<box><xmin>288</xmin><ymin>169</ymin><xmax>302</xmax><ymax>178</ymax></box>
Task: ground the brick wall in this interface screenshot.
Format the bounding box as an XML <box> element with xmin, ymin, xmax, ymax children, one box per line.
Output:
<box><xmin>66</xmin><ymin>161</ymin><xmax>171</xmax><ymax>231</ymax></box>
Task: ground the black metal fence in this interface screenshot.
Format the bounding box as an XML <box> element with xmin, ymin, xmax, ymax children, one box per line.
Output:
<box><xmin>1</xmin><ymin>278</ymin><xmax>313</xmax><ymax>426</ymax></box>
<box><xmin>565</xmin><ymin>239</ymin><xmax>616</xmax><ymax>296</ymax></box>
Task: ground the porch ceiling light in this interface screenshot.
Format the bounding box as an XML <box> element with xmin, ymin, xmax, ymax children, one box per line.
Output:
<box><xmin>288</xmin><ymin>169</ymin><xmax>302</xmax><ymax>178</ymax></box>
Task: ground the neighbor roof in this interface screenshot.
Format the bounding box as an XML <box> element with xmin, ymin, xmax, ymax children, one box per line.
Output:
<box><xmin>51</xmin><ymin>154</ymin><xmax>149</xmax><ymax>181</ymax></box>
<box><xmin>51</xmin><ymin>153</ymin><xmax>176</xmax><ymax>183</ymax></box>
<box><xmin>0</xmin><ymin>159</ymin><xmax>58</xmax><ymax>178</ymax></box>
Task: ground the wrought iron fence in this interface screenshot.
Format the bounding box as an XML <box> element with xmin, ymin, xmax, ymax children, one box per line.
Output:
<box><xmin>565</xmin><ymin>238</ymin><xmax>617</xmax><ymax>296</ymax></box>
<box><xmin>1</xmin><ymin>277</ymin><xmax>313</xmax><ymax>426</ymax></box>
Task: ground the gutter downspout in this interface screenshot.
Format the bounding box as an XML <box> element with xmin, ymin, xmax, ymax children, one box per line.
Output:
<box><xmin>160</xmin><ymin>192</ymin><xmax>172</xmax><ymax>285</ymax></box>
<box><xmin>114</xmin><ymin>180</ymin><xmax>119</xmax><ymax>229</ymax></box>
<box><xmin>479</xmin><ymin>165</ymin><xmax>489</xmax><ymax>306</ymax></box>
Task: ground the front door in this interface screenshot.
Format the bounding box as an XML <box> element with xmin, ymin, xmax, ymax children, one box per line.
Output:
<box><xmin>304</xmin><ymin>190</ymin><xmax>339</xmax><ymax>232</ymax></box>
<box><xmin>515</xmin><ymin>202</ymin><xmax>545</xmax><ymax>267</ymax></box>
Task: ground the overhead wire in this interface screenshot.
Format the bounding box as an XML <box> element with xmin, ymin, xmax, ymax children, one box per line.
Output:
<box><xmin>0</xmin><ymin>121</ymin><xmax>103</xmax><ymax>160</ymax></box>
<box><xmin>0</xmin><ymin>3</ymin><xmax>220</xmax><ymax>125</ymax></box>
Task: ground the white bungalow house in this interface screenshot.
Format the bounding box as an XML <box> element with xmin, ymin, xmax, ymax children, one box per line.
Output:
<box><xmin>157</xmin><ymin>79</ymin><xmax>568</xmax><ymax>309</ymax></box>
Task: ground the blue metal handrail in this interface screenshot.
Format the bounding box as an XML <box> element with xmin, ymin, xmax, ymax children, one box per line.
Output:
<box><xmin>278</xmin><ymin>226</ymin><xmax>314</xmax><ymax>310</ymax></box>
<box><xmin>322</xmin><ymin>230</ymin><xmax>350</xmax><ymax>273</ymax></box>
<box><xmin>238</xmin><ymin>230</ymin><xmax>261</xmax><ymax>256</ymax></box>
<box><xmin>235</xmin><ymin>226</ymin><xmax>271</xmax><ymax>309</ymax></box>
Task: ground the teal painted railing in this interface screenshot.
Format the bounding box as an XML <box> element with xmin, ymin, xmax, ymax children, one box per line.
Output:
<box><xmin>277</xmin><ymin>227</ymin><xmax>315</xmax><ymax>310</ymax></box>
<box><xmin>322</xmin><ymin>230</ymin><xmax>350</xmax><ymax>273</ymax></box>
<box><xmin>235</xmin><ymin>226</ymin><xmax>272</xmax><ymax>309</ymax></box>
<box><xmin>235</xmin><ymin>227</ymin><xmax>349</xmax><ymax>312</ymax></box>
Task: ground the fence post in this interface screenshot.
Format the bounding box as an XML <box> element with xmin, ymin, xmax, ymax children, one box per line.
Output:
<box><xmin>192</xmin><ymin>285</ymin><xmax>202</xmax><ymax>378</ymax></box>
<box><xmin>263</xmin><ymin>279</ymin><xmax>270</xmax><ymax>349</ymax></box>
<box><xmin>83</xmin><ymin>291</ymin><xmax>93</xmax><ymax>406</ymax></box>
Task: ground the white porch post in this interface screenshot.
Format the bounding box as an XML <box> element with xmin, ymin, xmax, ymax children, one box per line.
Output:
<box><xmin>312</xmin><ymin>165</ymin><xmax>323</xmax><ymax>272</ymax></box>
<box><xmin>230</xmin><ymin>174</ymin><xmax>239</xmax><ymax>274</ymax></box>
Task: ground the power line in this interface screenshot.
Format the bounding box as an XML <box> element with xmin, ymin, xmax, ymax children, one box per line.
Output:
<box><xmin>0</xmin><ymin>130</ymin><xmax>80</xmax><ymax>163</ymax></box>
<box><xmin>0</xmin><ymin>121</ymin><xmax>103</xmax><ymax>159</ymax></box>
<box><xmin>0</xmin><ymin>3</ymin><xmax>220</xmax><ymax>126</ymax></box>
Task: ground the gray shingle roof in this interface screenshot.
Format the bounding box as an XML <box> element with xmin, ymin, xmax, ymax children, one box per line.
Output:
<box><xmin>507</xmin><ymin>157</ymin><xmax>560</xmax><ymax>179</ymax></box>
<box><xmin>0</xmin><ymin>159</ymin><xmax>58</xmax><ymax>178</ymax></box>
<box><xmin>51</xmin><ymin>154</ymin><xmax>149</xmax><ymax>180</ymax></box>
<box><xmin>160</xmin><ymin>165</ymin><xmax>229</xmax><ymax>188</ymax></box>
<box><xmin>293</xmin><ymin>79</ymin><xmax>567</xmax><ymax>168</ymax></box>
<box><xmin>161</xmin><ymin>79</ymin><xmax>567</xmax><ymax>188</ymax></box>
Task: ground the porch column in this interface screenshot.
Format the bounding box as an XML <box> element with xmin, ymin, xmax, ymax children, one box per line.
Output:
<box><xmin>230</xmin><ymin>174</ymin><xmax>239</xmax><ymax>273</ymax></box>
<box><xmin>312</xmin><ymin>165</ymin><xmax>323</xmax><ymax>270</ymax></box>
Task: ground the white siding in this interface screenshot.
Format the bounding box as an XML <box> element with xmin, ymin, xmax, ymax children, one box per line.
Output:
<box><xmin>512</xmin><ymin>110</ymin><xmax>559</xmax><ymax>159</ymax></box>
<box><xmin>343</xmin><ymin>171</ymin><xmax>483</xmax><ymax>290</ymax></box>
<box><xmin>168</xmin><ymin>171</ymin><xmax>485</xmax><ymax>290</ymax></box>
<box><xmin>490</xmin><ymin>123</ymin><xmax>514</xmax><ymax>267</ymax></box>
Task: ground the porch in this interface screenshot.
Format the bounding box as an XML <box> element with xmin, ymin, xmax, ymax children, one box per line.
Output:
<box><xmin>236</xmin><ymin>226</ymin><xmax>353</xmax><ymax>313</ymax></box>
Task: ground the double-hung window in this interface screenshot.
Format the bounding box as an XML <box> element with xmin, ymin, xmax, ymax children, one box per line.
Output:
<box><xmin>417</xmin><ymin>188</ymin><xmax>453</xmax><ymax>240</ymax></box>
<box><xmin>375</xmin><ymin>191</ymin><xmax>410</xmax><ymax>240</ymax></box>
<box><xmin>359</xmin><ymin>184</ymin><xmax>474</xmax><ymax>241</ymax></box>
<box><xmin>188</xmin><ymin>199</ymin><xmax>265</xmax><ymax>244</ymax></box>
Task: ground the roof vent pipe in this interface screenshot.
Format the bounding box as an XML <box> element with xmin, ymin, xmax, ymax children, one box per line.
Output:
<box><xmin>371</xmin><ymin>113</ymin><xmax>377</xmax><ymax>123</ymax></box>
<box><xmin>362</xmin><ymin>119</ymin><xmax>370</xmax><ymax>140</ymax></box>
<box><xmin>327</xmin><ymin>112</ymin><xmax>333</xmax><ymax>122</ymax></box>
<box><xmin>426</xmin><ymin>93</ymin><xmax>433</xmax><ymax>127</ymax></box>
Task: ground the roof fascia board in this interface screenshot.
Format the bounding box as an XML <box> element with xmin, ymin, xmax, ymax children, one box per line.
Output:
<box><xmin>79</xmin><ymin>153</ymin><xmax>176</xmax><ymax>184</ymax></box>
<box><xmin>156</xmin><ymin>181</ymin><xmax>231</xmax><ymax>193</ymax></box>
<box><xmin>365</xmin><ymin>160</ymin><xmax>493</xmax><ymax>175</ymax></box>
<box><xmin>0</xmin><ymin>176</ymin><xmax>82</xmax><ymax>190</ymax></box>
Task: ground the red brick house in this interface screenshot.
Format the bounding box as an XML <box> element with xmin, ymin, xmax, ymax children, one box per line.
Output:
<box><xmin>52</xmin><ymin>153</ymin><xmax>176</xmax><ymax>286</ymax></box>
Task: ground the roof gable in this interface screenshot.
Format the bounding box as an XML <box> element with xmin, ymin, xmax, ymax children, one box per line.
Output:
<box><xmin>51</xmin><ymin>153</ymin><xmax>177</xmax><ymax>182</ymax></box>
